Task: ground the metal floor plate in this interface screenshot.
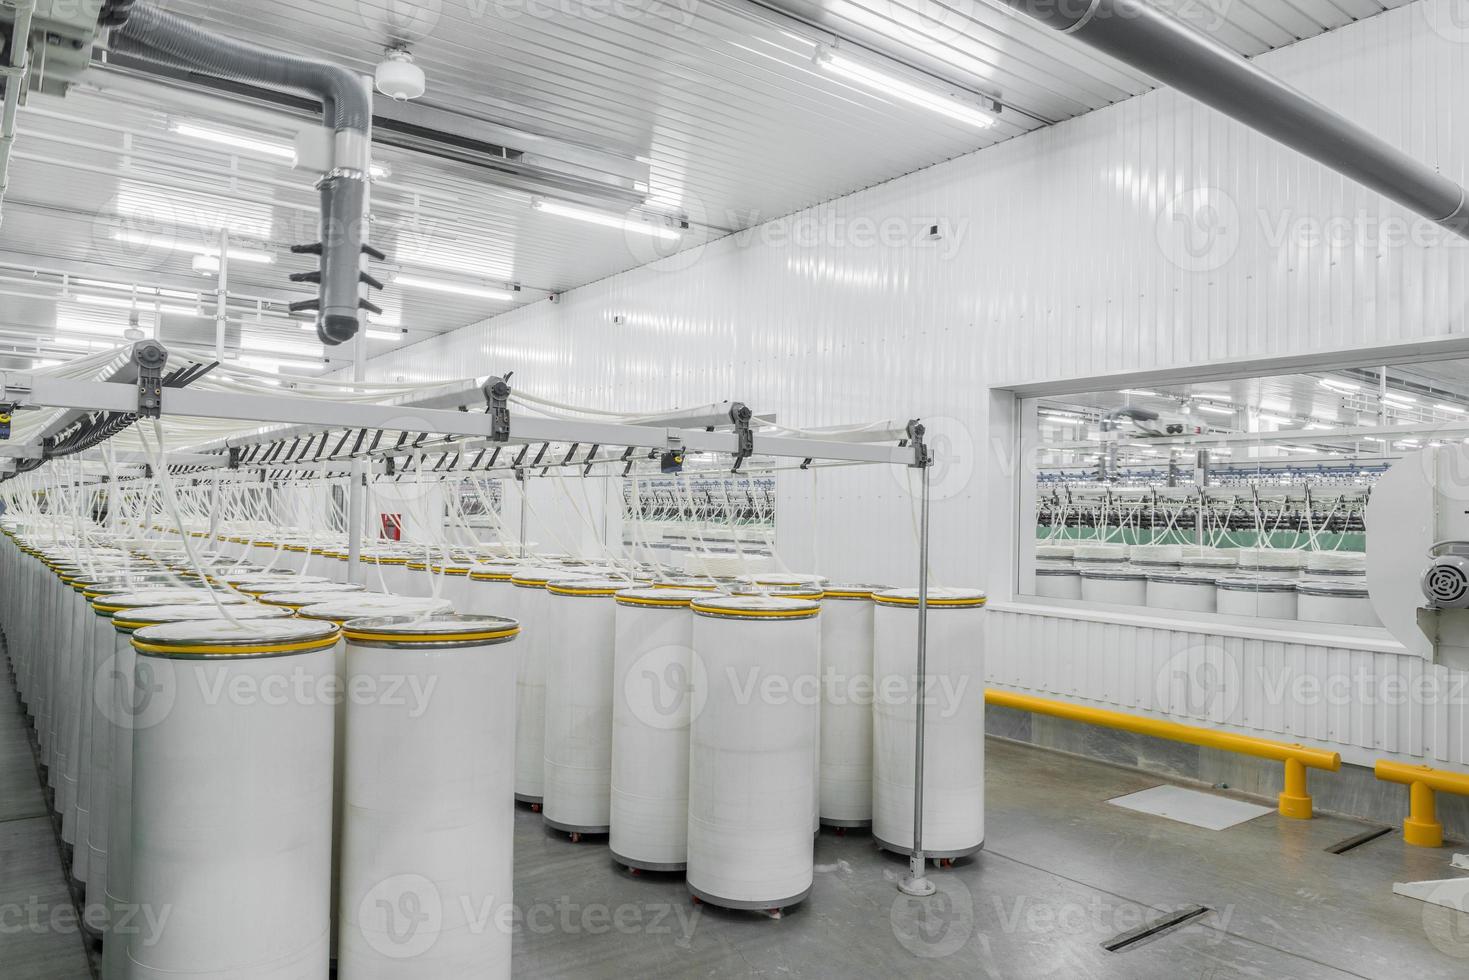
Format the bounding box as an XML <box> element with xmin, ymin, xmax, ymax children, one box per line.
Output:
<box><xmin>1108</xmin><ymin>784</ymin><xmax>1275</xmax><ymax>830</ymax></box>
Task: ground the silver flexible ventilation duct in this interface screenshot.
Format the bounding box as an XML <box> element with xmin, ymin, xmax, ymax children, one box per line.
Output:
<box><xmin>113</xmin><ymin>5</ymin><xmax>380</xmax><ymax>344</ymax></box>
<box><xmin>1000</xmin><ymin>0</ymin><xmax>1469</xmax><ymax>238</ymax></box>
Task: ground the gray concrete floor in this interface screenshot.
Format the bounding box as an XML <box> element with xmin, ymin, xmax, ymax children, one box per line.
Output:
<box><xmin>0</xmin><ymin>662</ymin><xmax>92</xmax><ymax>979</ymax></box>
<box><xmin>3</xmin><ymin>640</ymin><xmax>1468</xmax><ymax>979</ymax></box>
<box><xmin>513</xmin><ymin>741</ymin><xmax>1469</xmax><ymax>979</ymax></box>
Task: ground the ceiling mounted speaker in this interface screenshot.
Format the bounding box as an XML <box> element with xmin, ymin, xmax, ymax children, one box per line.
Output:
<box><xmin>375</xmin><ymin>47</ymin><xmax>425</xmax><ymax>102</ymax></box>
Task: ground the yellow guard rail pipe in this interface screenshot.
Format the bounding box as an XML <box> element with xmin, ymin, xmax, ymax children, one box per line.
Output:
<box><xmin>1374</xmin><ymin>761</ymin><xmax>1469</xmax><ymax>847</ymax></box>
<box><xmin>987</xmin><ymin>690</ymin><xmax>1341</xmax><ymax>819</ymax></box>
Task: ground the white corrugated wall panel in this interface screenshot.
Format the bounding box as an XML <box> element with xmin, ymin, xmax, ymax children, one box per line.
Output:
<box><xmin>357</xmin><ymin>1</ymin><xmax>1469</xmax><ymax>761</ymax></box>
<box><xmin>986</xmin><ymin>608</ymin><xmax>1469</xmax><ymax>768</ymax></box>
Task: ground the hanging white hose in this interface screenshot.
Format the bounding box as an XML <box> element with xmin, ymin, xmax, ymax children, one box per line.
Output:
<box><xmin>136</xmin><ymin>421</ymin><xmax>247</xmax><ymax>627</ymax></box>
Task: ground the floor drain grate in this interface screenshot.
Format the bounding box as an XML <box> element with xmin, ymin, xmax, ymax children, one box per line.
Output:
<box><xmin>1102</xmin><ymin>905</ymin><xmax>1210</xmax><ymax>952</ymax></box>
<box><xmin>1325</xmin><ymin>826</ymin><xmax>1393</xmax><ymax>855</ymax></box>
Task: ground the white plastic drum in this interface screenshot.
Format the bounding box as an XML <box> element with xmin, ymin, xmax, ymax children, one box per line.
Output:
<box><xmin>459</xmin><ymin>563</ymin><xmax>521</xmax><ymax>622</ymax></box>
<box><xmin>98</xmin><ymin>601</ymin><xmax>287</xmax><ymax>965</ymax></box>
<box><xmin>687</xmin><ymin>596</ymin><xmax>820</xmax><ymax>910</ymax></box>
<box><xmin>295</xmin><ymin>593</ymin><xmax>456</xmax><ymax>960</ymax></box>
<box><xmin>1180</xmin><ymin>555</ymin><xmax>1240</xmax><ymax>574</ymax></box>
<box><xmin>509</xmin><ymin>566</ymin><xmax>588</xmax><ymax>805</ymax></box>
<box><xmin>1236</xmin><ymin>548</ymin><xmax>1306</xmax><ymax>578</ymax></box>
<box><xmin>1305</xmin><ymin>552</ymin><xmax>1368</xmax><ymax>578</ymax></box>
<box><xmin>337</xmin><ymin>615</ymin><xmax>520</xmax><ymax>979</ymax></box>
<box><xmin>1129</xmin><ymin>544</ymin><xmax>1183</xmax><ymax>572</ymax></box>
<box><xmin>818</xmin><ymin>585</ymin><xmax>882</xmax><ymax>828</ymax></box>
<box><xmin>1079</xmin><ymin>567</ymin><xmax>1147</xmax><ymax>605</ymax></box>
<box><xmin>1035</xmin><ymin>567</ymin><xmax>1082</xmax><ymax>600</ymax></box>
<box><xmin>1073</xmin><ymin>544</ymin><xmax>1130</xmax><ymax>567</ymax></box>
<box><xmin>1297</xmin><ymin>580</ymin><xmax>1382</xmax><ymax>628</ymax></box>
<box><xmin>127</xmin><ymin>619</ymin><xmax>339</xmax><ymax>979</ymax></box>
<box><xmin>1035</xmin><ymin>544</ymin><xmax>1075</xmax><ymax>567</ymax></box>
<box><xmin>1146</xmin><ymin>572</ymin><xmax>1218</xmax><ymax>613</ymax></box>
<box><xmin>542</xmin><ymin>578</ymin><xmax>627</xmax><ymax>835</ymax></box>
<box><xmin>872</xmin><ymin>588</ymin><xmax>987</xmax><ymax>859</ymax></box>
<box><xmin>609</xmin><ymin>588</ymin><xmax>704</xmax><ymax>871</ymax></box>
<box><xmin>1215</xmin><ymin>576</ymin><xmax>1299</xmax><ymax>620</ymax></box>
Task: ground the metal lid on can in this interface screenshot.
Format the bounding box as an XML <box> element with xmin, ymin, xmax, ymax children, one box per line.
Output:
<box><xmin>113</xmin><ymin>603</ymin><xmax>292</xmax><ymax>634</ymax></box>
<box><xmin>256</xmin><ymin>586</ymin><xmax>371</xmax><ymax>609</ymax></box>
<box><xmin>873</xmin><ymin>587</ymin><xmax>987</xmax><ymax>608</ymax></box>
<box><xmin>1180</xmin><ymin>556</ymin><xmax>1240</xmax><ymax>568</ymax></box>
<box><xmin>1146</xmin><ymin>571</ymin><xmax>1218</xmax><ymax>585</ymax></box>
<box><xmin>730</xmin><ymin>584</ymin><xmax>825</xmax><ymax>600</ymax></box>
<box><xmin>736</xmin><ymin>573</ymin><xmax>829</xmax><ymax>588</ymax></box>
<box><xmin>1296</xmin><ymin>580</ymin><xmax>1370</xmax><ymax>598</ymax></box>
<box><xmin>692</xmin><ymin>595</ymin><xmax>822</xmax><ymax>621</ymax></box>
<box><xmin>131</xmin><ymin>618</ymin><xmax>340</xmax><ymax>659</ymax></box>
<box><xmin>232</xmin><ymin>575</ymin><xmax>332</xmax><ymax>595</ymax></box>
<box><xmin>547</xmin><ymin>577</ymin><xmax>632</xmax><ymax>597</ymax></box>
<box><xmin>295</xmin><ymin>595</ymin><xmax>455</xmax><ymax>625</ymax></box>
<box><xmin>513</xmin><ymin>565</ymin><xmax>586</xmax><ymax>588</ymax></box>
<box><xmin>650</xmin><ymin>577</ymin><xmax>721</xmax><ymax>591</ymax></box>
<box><xmin>1077</xmin><ymin>567</ymin><xmax>1147</xmax><ymax>581</ymax></box>
<box><xmin>616</xmin><ymin>587</ymin><xmax>707</xmax><ymax>608</ymax></box>
<box><xmin>1216</xmin><ymin>576</ymin><xmax>1300</xmax><ymax>594</ymax></box>
<box><xmin>822</xmin><ymin>584</ymin><xmax>888</xmax><ymax>600</ymax></box>
<box><xmin>468</xmin><ymin>560</ymin><xmax>520</xmax><ymax>582</ymax></box>
<box><xmin>342</xmin><ymin>613</ymin><xmax>520</xmax><ymax>648</ymax></box>
<box><xmin>92</xmin><ymin>588</ymin><xmax>241</xmax><ymax>614</ymax></box>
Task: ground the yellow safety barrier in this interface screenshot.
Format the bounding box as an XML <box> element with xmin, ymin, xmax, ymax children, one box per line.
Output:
<box><xmin>986</xmin><ymin>689</ymin><xmax>1341</xmax><ymax>819</ymax></box>
<box><xmin>1373</xmin><ymin>761</ymin><xmax>1469</xmax><ymax>848</ymax></box>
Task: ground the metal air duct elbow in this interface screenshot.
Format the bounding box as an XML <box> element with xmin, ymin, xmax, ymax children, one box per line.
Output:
<box><xmin>999</xmin><ymin>0</ymin><xmax>1469</xmax><ymax>238</ymax></box>
<box><xmin>113</xmin><ymin>5</ymin><xmax>380</xmax><ymax>344</ymax></box>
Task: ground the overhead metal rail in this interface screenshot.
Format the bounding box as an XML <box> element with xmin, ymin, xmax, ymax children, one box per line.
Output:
<box><xmin>0</xmin><ymin>341</ymin><xmax>945</xmax><ymax>898</ymax></box>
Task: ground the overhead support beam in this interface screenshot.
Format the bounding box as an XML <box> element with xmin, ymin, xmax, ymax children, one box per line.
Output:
<box><xmin>999</xmin><ymin>0</ymin><xmax>1469</xmax><ymax>238</ymax></box>
<box><xmin>19</xmin><ymin>377</ymin><xmax>915</xmax><ymax>467</ymax></box>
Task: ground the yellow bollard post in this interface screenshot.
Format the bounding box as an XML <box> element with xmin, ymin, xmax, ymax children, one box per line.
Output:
<box><xmin>1279</xmin><ymin>757</ymin><xmax>1313</xmax><ymax>820</ymax></box>
<box><xmin>1405</xmin><ymin>780</ymin><xmax>1444</xmax><ymax>849</ymax></box>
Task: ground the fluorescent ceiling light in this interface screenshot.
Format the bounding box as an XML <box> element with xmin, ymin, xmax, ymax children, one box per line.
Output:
<box><xmin>173</xmin><ymin>121</ymin><xmax>296</xmax><ymax>159</ymax></box>
<box><xmin>297</xmin><ymin>323</ymin><xmax>402</xmax><ymax>342</ymax></box>
<box><xmin>112</xmin><ymin>231</ymin><xmax>274</xmax><ymax>264</ymax></box>
<box><xmin>1436</xmin><ymin>403</ymin><xmax>1466</xmax><ymax>414</ymax></box>
<box><xmin>1193</xmin><ymin>404</ymin><xmax>1235</xmax><ymax>416</ymax></box>
<box><xmin>1382</xmin><ymin>392</ymin><xmax>1417</xmax><ymax>405</ymax></box>
<box><xmin>816</xmin><ymin>52</ymin><xmax>994</xmax><ymax>129</ymax></box>
<box><xmin>1319</xmin><ymin>378</ymin><xmax>1359</xmax><ymax>393</ymax></box>
<box><xmin>393</xmin><ymin>274</ymin><xmax>515</xmax><ymax>301</ymax></box>
<box><xmin>532</xmin><ymin>199</ymin><xmax>682</xmax><ymax>241</ymax></box>
<box><xmin>73</xmin><ymin>278</ymin><xmax>196</xmax><ymax>301</ymax></box>
<box><xmin>1258</xmin><ymin>413</ymin><xmax>1293</xmax><ymax>425</ymax></box>
<box><xmin>172</xmin><ymin>121</ymin><xmax>388</xmax><ymax>178</ymax></box>
<box><xmin>1119</xmin><ymin>389</ymin><xmax>1158</xmax><ymax>397</ymax></box>
<box><xmin>54</xmin><ymin>318</ymin><xmax>147</xmax><ymax>339</ymax></box>
<box><xmin>75</xmin><ymin>294</ymin><xmax>199</xmax><ymax>317</ymax></box>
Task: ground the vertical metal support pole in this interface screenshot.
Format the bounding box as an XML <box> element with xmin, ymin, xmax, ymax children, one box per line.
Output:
<box><xmin>214</xmin><ymin>228</ymin><xmax>230</xmax><ymax>362</ymax></box>
<box><xmin>899</xmin><ymin>456</ymin><xmax>936</xmax><ymax>897</ymax></box>
<box><xmin>344</xmin><ymin>72</ymin><xmax>374</xmax><ymax>587</ymax></box>
<box><xmin>207</xmin><ymin>469</ymin><xmax>221</xmax><ymax>543</ymax></box>
<box><xmin>1378</xmin><ymin>367</ymin><xmax>1389</xmax><ymax>458</ymax></box>
<box><xmin>517</xmin><ymin>468</ymin><xmax>528</xmax><ymax>559</ymax></box>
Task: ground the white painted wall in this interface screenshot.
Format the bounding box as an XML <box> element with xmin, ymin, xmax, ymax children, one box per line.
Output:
<box><xmin>360</xmin><ymin>0</ymin><xmax>1469</xmax><ymax>764</ymax></box>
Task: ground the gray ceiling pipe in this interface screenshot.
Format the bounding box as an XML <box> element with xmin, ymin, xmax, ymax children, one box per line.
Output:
<box><xmin>999</xmin><ymin>0</ymin><xmax>1469</xmax><ymax>238</ymax></box>
<box><xmin>112</xmin><ymin>6</ymin><xmax>378</xmax><ymax>345</ymax></box>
